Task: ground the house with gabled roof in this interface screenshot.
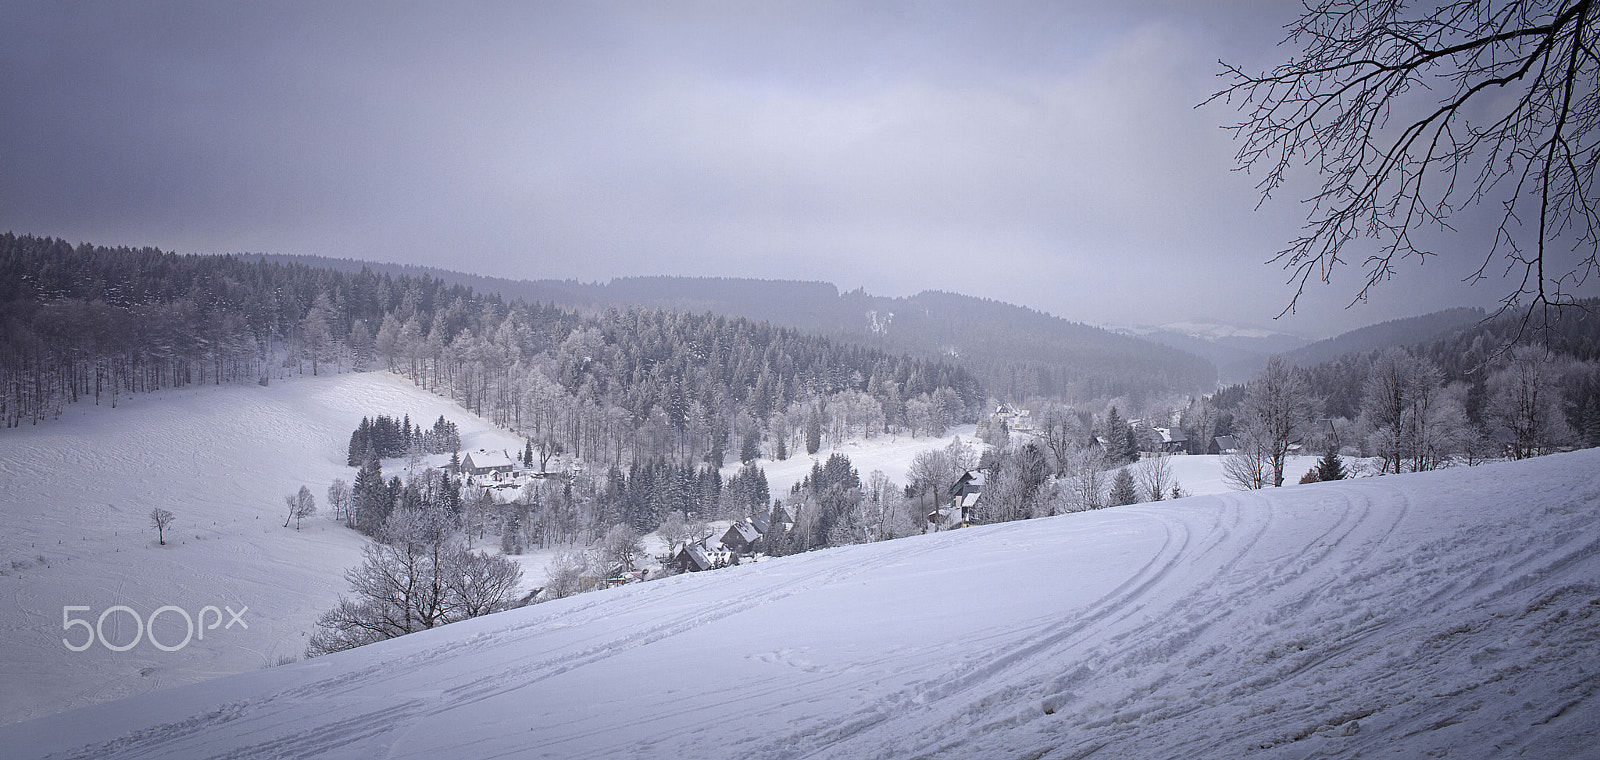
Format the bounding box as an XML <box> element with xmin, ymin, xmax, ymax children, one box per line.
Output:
<box><xmin>720</xmin><ymin>521</ymin><xmax>762</xmax><ymax>555</ymax></box>
<box><xmin>674</xmin><ymin>534</ymin><xmax>735</xmax><ymax>572</ymax></box>
<box><xmin>461</xmin><ymin>449</ymin><xmax>516</xmax><ymax>477</ymax></box>
<box><xmin>1153</xmin><ymin>427</ymin><xmax>1188</xmax><ymax>454</ymax></box>
<box><xmin>674</xmin><ymin>541</ymin><xmax>715</xmax><ymax>573</ymax></box>
<box><xmin>1209</xmin><ymin>435</ymin><xmax>1239</xmax><ymax>455</ymax></box>
<box><xmin>929</xmin><ymin>468</ymin><xmax>986</xmax><ymax>530</ymax></box>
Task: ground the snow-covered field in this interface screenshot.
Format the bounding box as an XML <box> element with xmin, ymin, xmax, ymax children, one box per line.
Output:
<box><xmin>0</xmin><ymin>371</ymin><xmax>977</xmax><ymax>727</ymax></box>
<box><xmin>1164</xmin><ymin>451</ymin><xmax>1327</xmax><ymax>496</ymax></box>
<box><xmin>0</xmin><ymin>371</ymin><xmax>524</xmax><ymax>726</ymax></box>
<box><xmin>725</xmin><ymin>425</ymin><xmax>981</xmax><ymax>498</ymax></box>
<box><xmin>4</xmin><ymin>447</ymin><xmax>1595</xmax><ymax>759</ymax></box>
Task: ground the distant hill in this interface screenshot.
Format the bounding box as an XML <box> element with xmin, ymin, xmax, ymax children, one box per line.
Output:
<box><xmin>256</xmin><ymin>255</ymin><xmax>1219</xmax><ymax>403</ymax></box>
<box><xmin>1294</xmin><ymin>302</ymin><xmax>1599</xmax><ymax>419</ymax></box>
<box><xmin>1280</xmin><ymin>307</ymin><xmax>1487</xmax><ymax>368</ymax></box>
<box><xmin>1118</xmin><ymin>322</ymin><xmax>1309</xmax><ymax>385</ymax></box>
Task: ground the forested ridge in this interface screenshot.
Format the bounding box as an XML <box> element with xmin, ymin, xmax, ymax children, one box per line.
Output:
<box><xmin>0</xmin><ymin>235</ymin><xmax>984</xmax><ymax>470</ymax></box>
<box><xmin>258</xmin><ymin>254</ymin><xmax>1218</xmax><ymax>403</ymax></box>
<box><xmin>1293</xmin><ymin>303</ymin><xmax>1600</xmax><ymax>422</ymax></box>
<box><xmin>1167</xmin><ymin>303</ymin><xmax>1600</xmax><ymax>483</ymax></box>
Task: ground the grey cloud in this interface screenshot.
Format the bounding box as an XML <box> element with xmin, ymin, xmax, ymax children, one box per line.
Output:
<box><xmin>1</xmin><ymin>0</ymin><xmax>1571</xmax><ymax>338</ymax></box>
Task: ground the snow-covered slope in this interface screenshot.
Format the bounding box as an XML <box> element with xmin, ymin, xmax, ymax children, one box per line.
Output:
<box><xmin>725</xmin><ymin>425</ymin><xmax>980</xmax><ymax>497</ymax></box>
<box><xmin>0</xmin><ymin>371</ymin><xmax>524</xmax><ymax>725</ymax></box>
<box><xmin>6</xmin><ymin>450</ymin><xmax>1596</xmax><ymax>759</ymax></box>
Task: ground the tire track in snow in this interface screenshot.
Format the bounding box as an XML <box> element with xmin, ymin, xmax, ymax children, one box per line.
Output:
<box><xmin>749</xmin><ymin>508</ymin><xmax>1200</xmax><ymax>760</ymax></box>
<box><xmin>50</xmin><ymin>533</ymin><xmax>974</xmax><ymax>760</ymax></box>
<box><xmin>862</xmin><ymin>482</ymin><xmax>1414</xmax><ymax>760</ymax></box>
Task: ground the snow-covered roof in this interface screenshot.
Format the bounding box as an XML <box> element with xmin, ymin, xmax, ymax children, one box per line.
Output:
<box><xmin>462</xmin><ymin>450</ymin><xmax>516</xmax><ymax>470</ymax></box>
<box><xmin>961</xmin><ymin>492</ymin><xmax>982</xmax><ymax>508</ymax></box>
<box><xmin>951</xmin><ymin>469</ymin><xmax>986</xmax><ymax>489</ymax></box>
<box><xmin>725</xmin><ymin>521</ymin><xmax>761</xmax><ymax>544</ymax></box>
<box><xmin>679</xmin><ymin>543</ymin><xmax>712</xmax><ymax>571</ymax></box>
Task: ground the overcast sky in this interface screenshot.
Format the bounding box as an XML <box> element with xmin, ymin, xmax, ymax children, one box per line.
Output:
<box><xmin>4</xmin><ymin>1</ymin><xmax>1586</xmax><ymax>338</ymax></box>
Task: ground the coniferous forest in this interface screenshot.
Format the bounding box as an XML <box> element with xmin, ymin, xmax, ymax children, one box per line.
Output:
<box><xmin>0</xmin><ymin>234</ymin><xmax>984</xmax><ymax>466</ymax></box>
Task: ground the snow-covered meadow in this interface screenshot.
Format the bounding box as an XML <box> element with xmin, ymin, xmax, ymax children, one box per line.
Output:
<box><xmin>0</xmin><ymin>371</ymin><xmax>983</xmax><ymax>727</ymax></box>
<box><xmin>3</xmin><ymin>439</ymin><xmax>1596</xmax><ymax>758</ymax></box>
<box><xmin>0</xmin><ymin>371</ymin><xmax>527</xmax><ymax>725</ymax></box>
<box><xmin>723</xmin><ymin>424</ymin><xmax>981</xmax><ymax>498</ymax></box>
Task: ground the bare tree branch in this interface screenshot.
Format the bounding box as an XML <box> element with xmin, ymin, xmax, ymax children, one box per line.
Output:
<box><xmin>1207</xmin><ymin>0</ymin><xmax>1600</xmax><ymax>332</ymax></box>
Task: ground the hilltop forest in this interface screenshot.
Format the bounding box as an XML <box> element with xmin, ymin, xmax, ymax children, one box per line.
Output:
<box><xmin>0</xmin><ymin>235</ymin><xmax>984</xmax><ymax>472</ymax></box>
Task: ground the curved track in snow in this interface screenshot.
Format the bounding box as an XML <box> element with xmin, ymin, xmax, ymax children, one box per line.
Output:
<box><xmin>3</xmin><ymin>450</ymin><xmax>1598</xmax><ymax>760</ymax></box>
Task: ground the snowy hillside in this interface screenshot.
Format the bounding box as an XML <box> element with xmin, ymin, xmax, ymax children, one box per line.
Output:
<box><xmin>0</xmin><ymin>371</ymin><xmax>982</xmax><ymax>727</ymax></box>
<box><xmin>5</xmin><ymin>450</ymin><xmax>1597</xmax><ymax>759</ymax></box>
<box><xmin>0</xmin><ymin>371</ymin><xmax>525</xmax><ymax>725</ymax></box>
<box><xmin>725</xmin><ymin>424</ymin><xmax>980</xmax><ymax>497</ymax></box>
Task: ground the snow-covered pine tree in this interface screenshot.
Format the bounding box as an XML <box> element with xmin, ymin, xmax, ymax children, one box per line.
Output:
<box><xmin>352</xmin><ymin>459</ymin><xmax>388</xmax><ymax>536</ymax></box>
<box><xmin>1316</xmin><ymin>449</ymin><xmax>1347</xmax><ymax>481</ymax></box>
<box><xmin>1109</xmin><ymin>467</ymin><xmax>1139</xmax><ymax>506</ymax></box>
<box><xmin>739</xmin><ymin>432</ymin><xmax>760</xmax><ymax>464</ymax></box>
<box><xmin>500</xmin><ymin>506</ymin><xmax>523</xmax><ymax>555</ymax></box>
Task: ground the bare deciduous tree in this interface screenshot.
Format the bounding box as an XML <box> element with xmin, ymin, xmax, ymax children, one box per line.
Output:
<box><xmin>327</xmin><ymin>479</ymin><xmax>352</xmax><ymax>526</ymax></box>
<box><xmin>149</xmin><ymin>507</ymin><xmax>175</xmax><ymax>545</ymax></box>
<box><xmin>1060</xmin><ymin>445</ymin><xmax>1109</xmax><ymax>511</ymax></box>
<box><xmin>1211</xmin><ymin>0</ymin><xmax>1600</xmax><ymax>329</ymax></box>
<box><xmin>1238</xmin><ymin>357</ymin><xmax>1323</xmax><ymax>487</ymax></box>
<box><xmin>656</xmin><ymin>511</ymin><xmax>694</xmax><ymax>556</ymax></box>
<box><xmin>1036</xmin><ymin>402</ymin><xmax>1087</xmax><ymax>474</ymax></box>
<box><xmin>1223</xmin><ymin>433</ymin><xmax>1272</xmax><ymax>491</ymax></box>
<box><xmin>307</xmin><ymin>508</ymin><xmax>523</xmax><ymax>657</ymax></box>
<box><xmin>1135</xmin><ymin>454</ymin><xmax>1177</xmax><ymax>502</ymax></box>
<box><xmin>599</xmin><ymin>523</ymin><xmax>645</xmax><ymax>573</ymax></box>
<box><xmin>541</xmin><ymin>550</ymin><xmax>594</xmax><ymax>601</ymax></box>
<box><xmin>284</xmin><ymin>485</ymin><xmax>316</xmax><ymax>530</ymax></box>
<box><xmin>1486</xmin><ymin>344</ymin><xmax>1576</xmax><ymax>457</ymax></box>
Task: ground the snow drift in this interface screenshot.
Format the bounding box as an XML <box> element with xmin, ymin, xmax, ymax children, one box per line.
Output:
<box><xmin>4</xmin><ymin>448</ymin><xmax>1597</xmax><ymax>759</ymax></box>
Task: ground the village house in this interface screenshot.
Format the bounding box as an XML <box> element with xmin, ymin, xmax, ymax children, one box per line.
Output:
<box><xmin>719</xmin><ymin>521</ymin><xmax>762</xmax><ymax>555</ymax></box>
<box><xmin>995</xmin><ymin>403</ymin><xmax>1033</xmax><ymax>432</ymax></box>
<box><xmin>1153</xmin><ymin>427</ymin><xmax>1189</xmax><ymax>454</ymax></box>
<box><xmin>1209</xmin><ymin>435</ymin><xmax>1239</xmax><ymax>455</ymax></box>
<box><xmin>461</xmin><ymin>450</ymin><xmax>517</xmax><ymax>478</ymax></box>
<box><xmin>675</xmin><ymin>504</ymin><xmax>796</xmax><ymax>572</ymax></box>
<box><xmin>674</xmin><ymin>535</ymin><xmax>735</xmax><ymax>572</ymax></box>
<box><xmin>929</xmin><ymin>468</ymin><xmax>986</xmax><ymax>529</ymax></box>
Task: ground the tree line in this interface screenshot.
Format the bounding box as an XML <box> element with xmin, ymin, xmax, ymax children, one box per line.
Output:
<box><xmin>2</xmin><ymin>235</ymin><xmax>984</xmax><ymax>475</ymax></box>
<box><xmin>347</xmin><ymin>414</ymin><xmax>461</xmax><ymax>466</ymax></box>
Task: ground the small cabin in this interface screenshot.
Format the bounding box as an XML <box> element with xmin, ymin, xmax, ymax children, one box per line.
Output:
<box><xmin>1208</xmin><ymin>436</ymin><xmax>1239</xmax><ymax>455</ymax></box>
<box><xmin>1154</xmin><ymin>427</ymin><xmax>1189</xmax><ymax>454</ymax></box>
<box><xmin>720</xmin><ymin>521</ymin><xmax>762</xmax><ymax>555</ymax></box>
<box><xmin>929</xmin><ymin>469</ymin><xmax>986</xmax><ymax>529</ymax></box>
